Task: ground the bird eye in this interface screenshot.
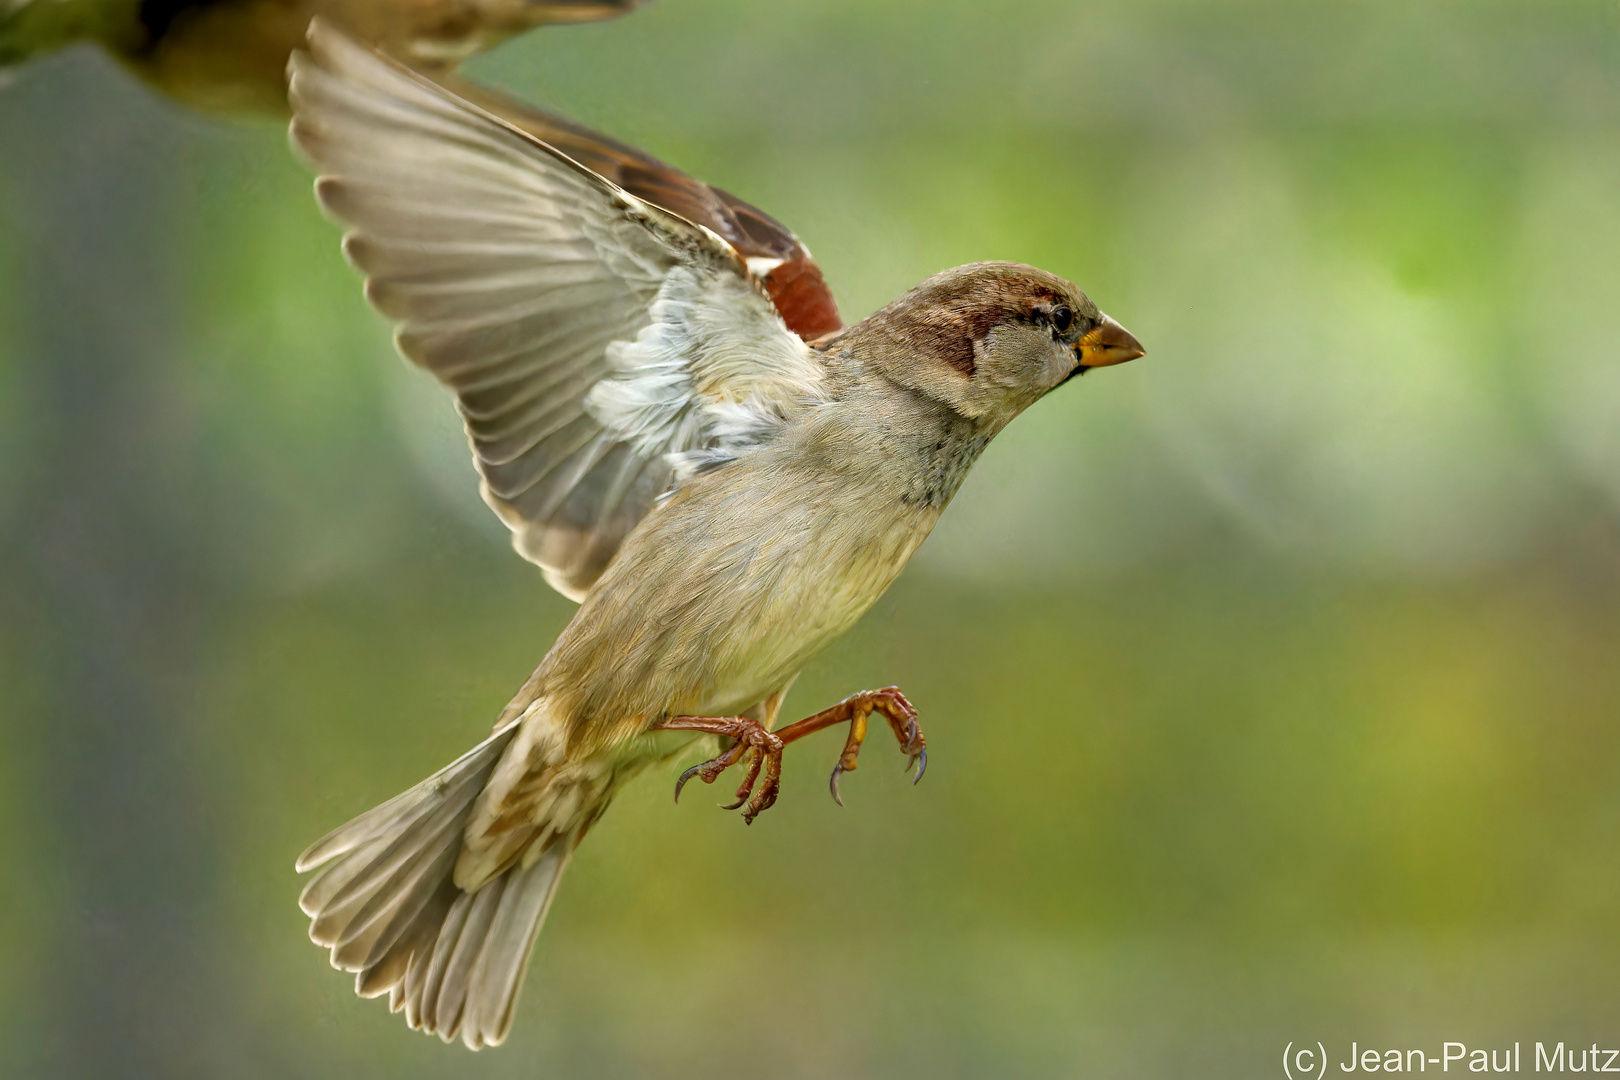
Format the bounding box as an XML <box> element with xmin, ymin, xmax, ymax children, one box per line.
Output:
<box><xmin>1050</xmin><ymin>305</ymin><xmax>1074</xmax><ymax>335</ymax></box>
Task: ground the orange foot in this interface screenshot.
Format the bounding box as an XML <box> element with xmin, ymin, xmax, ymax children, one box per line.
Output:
<box><xmin>659</xmin><ymin>686</ymin><xmax>927</xmax><ymax>824</ymax></box>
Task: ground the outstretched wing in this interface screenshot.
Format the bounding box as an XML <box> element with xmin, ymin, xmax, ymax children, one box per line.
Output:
<box><xmin>446</xmin><ymin>76</ymin><xmax>843</xmax><ymax>342</ymax></box>
<box><xmin>288</xmin><ymin>21</ymin><xmax>830</xmax><ymax>599</ymax></box>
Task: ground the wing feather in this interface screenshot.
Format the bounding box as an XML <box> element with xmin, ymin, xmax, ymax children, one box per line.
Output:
<box><xmin>444</xmin><ymin>75</ymin><xmax>846</xmax><ymax>341</ymax></box>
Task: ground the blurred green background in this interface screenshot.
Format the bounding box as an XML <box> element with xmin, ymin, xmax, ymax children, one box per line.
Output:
<box><xmin>4</xmin><ymin>0</ymin><xmax>1620</xmax><ymax>1076</ymax></box>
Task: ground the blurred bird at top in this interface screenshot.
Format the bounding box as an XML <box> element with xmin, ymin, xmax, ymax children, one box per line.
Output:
<box><xmin>0</xmin><ymin>0</ymin><xmax>646</xmax><ymax>112</ymax></box>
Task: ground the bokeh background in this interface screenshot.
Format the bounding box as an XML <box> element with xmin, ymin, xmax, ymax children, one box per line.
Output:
<box><xmin>4</xmin><ymin>0</ymin><xmax>1620</xmax><ymax>1076</ymax></box>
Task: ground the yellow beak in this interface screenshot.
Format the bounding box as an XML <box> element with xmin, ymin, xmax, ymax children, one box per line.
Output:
<box><xmin>1077</xmin><ymin>314</ymin><xmax>1145</xmax><ymax>368</ymax></box>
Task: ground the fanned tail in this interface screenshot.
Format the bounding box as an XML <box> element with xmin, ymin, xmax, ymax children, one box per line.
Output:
<box><xmin>296</xmin><ymin>722</ymin><xmax>573</xmax><ymax>1049</ymax></box>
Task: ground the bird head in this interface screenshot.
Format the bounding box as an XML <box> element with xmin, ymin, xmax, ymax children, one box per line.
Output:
<box><xmin>847</xmin><ymin>261</ymin><xmax>1143</xmax><ymax>429</ymax></box>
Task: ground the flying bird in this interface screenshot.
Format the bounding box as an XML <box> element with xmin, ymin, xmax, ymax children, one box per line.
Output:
<box><xmin>288</xmin><ymin>20</ymin><xmax>1144</xmax><ymax>1050</ymax></box>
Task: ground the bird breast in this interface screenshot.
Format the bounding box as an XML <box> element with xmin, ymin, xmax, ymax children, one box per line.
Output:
<box><xmin>539</xmin><ymin>393</ymin><xmax>975</xmax><ymax>738</ymax></box>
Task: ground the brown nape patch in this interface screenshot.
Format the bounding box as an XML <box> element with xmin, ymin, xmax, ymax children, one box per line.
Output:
<box><xmin>920</xmin><ymin>305</ymin><xmax>994</xmax><ymax>376</ymax></box>
<box><xmin>861</xmin><ymin>264</ymin><xmax>1070</xmax><ymax>378</ymax></box>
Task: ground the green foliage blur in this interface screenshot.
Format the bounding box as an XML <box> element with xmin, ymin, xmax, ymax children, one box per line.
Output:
<box><xmin>3</xmin><ymin>1</ymin><xmax>1620</xmax><ymax>1076</ymax></box>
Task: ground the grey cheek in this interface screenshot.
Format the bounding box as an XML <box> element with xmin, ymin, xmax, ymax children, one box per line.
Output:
<box><xmin>1044</xmin><ymin>350</ymin><xmax>1073</xmax><ymax>387</ymax></box>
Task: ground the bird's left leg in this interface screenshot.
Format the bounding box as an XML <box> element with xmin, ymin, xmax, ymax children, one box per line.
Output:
<box><xmin>772</xmin><ymin>686</ymin><xmax>927</xmax><ymax>806</ymax></box>
<box><xmin>657</xmin><ymin>686</ymin><xmax>926</xmax><ymax>823</ymax></box>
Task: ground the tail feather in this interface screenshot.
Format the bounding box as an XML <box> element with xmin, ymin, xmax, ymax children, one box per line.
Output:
<box><xmin>324</xmin><ymin>763</ymin><xmax>484</xmax><ymax>921</ymax></box>
<box><xmin>432</xmin><ymin>876</ymin><xmax>504</xmax><ymax>1038</ymax></box>
<box><xmin>464</xmin><ymin>847</ymin><xmax>572</xmax><ymax>1044</ymax></box>
<box><xmin>413</xmin><ymin>881</ymin><xmax>476</xmax><ymax>1029</ymax></box>
<box><xmin>317</xmin><ymin>781</ymin><xmax>475</xmax><ymax>963</ymax></box>
<box><xmin>331</xmin><ymin>830</ymin><xmax>459</xmax><ymax>971</ymax></box>
<box><xmin>296</xmin><ymin>720</ymin><xmax>577</xmax><ymax>1048</ymax></box>
<box><xmin>306</xmin><ymin>761</ymin><xmax>482</xmax><ymax>961</ymax></box>
<box><xmin>359</xmin><ymin>879</ymin><xmax>453</xmax><ymax>997</ymax></box>
<box><xmin>298</xmin><ymin>832</ymin><xmax>390</xmax><ymax>916</ymax></box>
<box><xmin>296</xmin><ymin>728</ymin><xmax>515</xmax><ymax>872</ymax></box>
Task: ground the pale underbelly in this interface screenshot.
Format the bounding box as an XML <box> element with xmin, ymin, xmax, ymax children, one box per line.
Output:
<box><xmin>690</xmin><ymin>517</ymin><xmax>933</xmax><ymax>717</ymax></box>
<box><xmin>553</xmin><ymin>458</ymin><xmax>945</xmax><ymax>735</ymax></box>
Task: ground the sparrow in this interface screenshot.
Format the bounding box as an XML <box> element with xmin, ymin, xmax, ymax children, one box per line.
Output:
<box><xmin>288</xmin><ymin>20</ymin><xmax>1143</xmax><ymax>1050</ymax></box>
<box><xmin>0</xmin><ymin>0</ymin><xmax>645</xmax><ymax>112</ymax></box>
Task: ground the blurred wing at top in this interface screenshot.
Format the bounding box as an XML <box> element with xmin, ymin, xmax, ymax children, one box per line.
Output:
<box><xmin>0</xmin><ymin>0</ymin><xmax>648</xmax><ymax>112</ymax></box>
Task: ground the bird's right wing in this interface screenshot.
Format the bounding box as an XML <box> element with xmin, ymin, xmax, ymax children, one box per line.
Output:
<box><xmin>446</xmin><ymin>76</ymin><xmax>844</xmax><ymax>341</ymax></box>
<box><xmin>289</xmin><ymin>21</ymin><xmax>831</xmax><ymax>599</ymax></box>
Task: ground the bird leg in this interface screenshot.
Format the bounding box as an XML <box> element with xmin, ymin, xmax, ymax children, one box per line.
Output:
<box><xmin>658</xmin><ymin>686</ymin><xmax>926</xmax><ymax>824</ymax></box>
<box><xmin>775</xmin><ymin>686</ymin><xmax>927</xmax><ymax>806</ymax></box>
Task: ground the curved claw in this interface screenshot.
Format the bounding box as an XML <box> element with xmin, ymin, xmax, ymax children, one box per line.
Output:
<box><xmin>720</xmin><ymin>747</ymin><xmax>766</xmax><ymax>810</ymax></box>
<box><xmin>744</xmin><ymin>777</ymin><xmax>781</xmax><ymax>822</ymax></box>
<box><xmin>828</xmin><ymin>764</ymin><xmax>846</xmax><ymax>807</ymax></box>
<box><xmin>909</xmin><ymin>747</ymin><xmax>928</xmax><ymax>784</ymax></box>
<box><xmin>673</xmin><ymin>763</ymin><xmax>704</xmax><ymax>803</ymax></box>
